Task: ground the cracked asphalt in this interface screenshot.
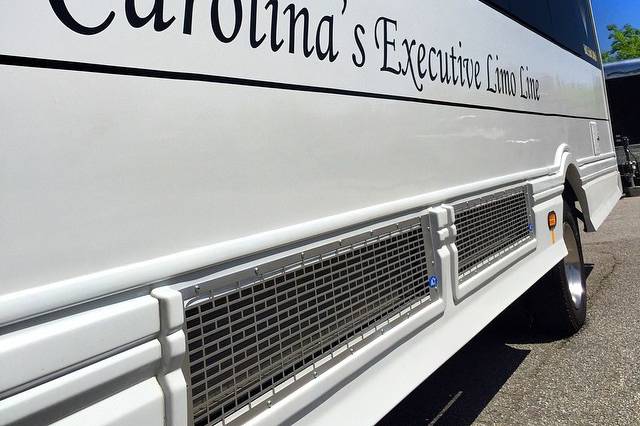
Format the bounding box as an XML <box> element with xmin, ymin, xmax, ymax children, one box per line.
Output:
<box><xmin>379</xmin><ymin>196</ymin><xmax>640</xmax><ymax>425</ymax></box>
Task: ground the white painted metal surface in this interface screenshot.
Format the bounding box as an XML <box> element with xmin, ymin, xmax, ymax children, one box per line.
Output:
<box><xmin>0</xmin><ymin>296</ymin><xmax>159</xmax><ymax>396</ymax></box>
<box><xmin>52</xmin><ymin>379</ymin><xmax>165</xmax><ymax>426</ymax></box>
<box><xmin>0</xmin><ymin>0</ymin><xmax>622</xmax><ymax>425</ymax></box>
<box><xmin>0</xmin><ymin>0</ymin><xmax>611</xmax><ymax>296</ymax></box>
<box><xmin>0</xmin><ymin>341</ymin><xmax>162</xmax><ymax>425</ymax></box>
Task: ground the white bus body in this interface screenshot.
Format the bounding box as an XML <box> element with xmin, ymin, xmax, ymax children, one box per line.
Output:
<box><xmin>0</xmin><ymin>1</ymin><xmax>622</xmax><ymax>425</ymax></box>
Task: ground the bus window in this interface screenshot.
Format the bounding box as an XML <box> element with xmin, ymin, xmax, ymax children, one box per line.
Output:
<box><xmin>483</xmin><ymin>0</ymin><xmax>553</xmax><ymax>35</ymax></box>
<box><xmin>483</xmin><ymin>0</ymin><xmax>600</xmax><ymax>67</ymax></box>
<box><xmin>486</xmin><ymin>0</ymin><xmax>511</xmax><ymax>11</ymax></box>
<box><xmin>549</xmin><ymin>0</ymin><xmax>600</xmax><ymax>65</ymax></box>
<box><xmin>510</xmin><ymin>1</ymin><xmax>553</xmax><ymax>36</ymax></box>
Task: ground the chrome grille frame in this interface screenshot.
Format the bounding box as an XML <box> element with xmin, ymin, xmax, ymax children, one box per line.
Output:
<box><xmin>181</xmin><ymin>218</ymin><xmax>435</xmax><ymax>425</ymax></box>
<box><xmin>454</xmin><ymin>187</ymin><xmax>534</xmax><ymax>282</ymax></box>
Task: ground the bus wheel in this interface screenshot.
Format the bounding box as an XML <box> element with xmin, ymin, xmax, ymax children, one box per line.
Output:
<box><xmin>530</xmin><ymin>200</ymin><xmax>587</xmax><ymax>336</ymax></box>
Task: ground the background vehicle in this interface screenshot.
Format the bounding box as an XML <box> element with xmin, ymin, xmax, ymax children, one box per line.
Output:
<box><xmin>604</xmin><ymin>59</ymin><xmax>640</xmax><ymax>195</ymax></box>
<box><xmin>0</xmin><ymin>1</ymin><xmax>622</xmax><ymax>425</ymax></box>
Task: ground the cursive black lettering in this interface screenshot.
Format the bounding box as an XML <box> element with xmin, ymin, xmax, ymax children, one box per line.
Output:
<box><xmin>283</xmin><ymin>4</ymin><xmax>314</xmax><ymax>57</ymax></box>
<box><xmin>49</xmin><ymin>0</ymin><xmax>115</xmax><ymax>35</ymax></box>
<box><xmin>486</xmin><ymin>54</ymin><xmax>497</xmax><ymax>93</ymax></box>
<box><xmin>211</xmin><ymin>0</ymin><xmax>242</xmax><ymax>43</ymax></box>
<box><xmin>183</xmin><ymin>0</ymin><xmax>195</xmax><ymax>34</ymax></box>
<box><xmin>401</xmin><ymin>39</ymin><xmax>422</xmax><ymax>91</ymax></box>
<box><xmin>417</xmin><ymin>43</ymin><xmax>427</xmax><ymax>79</ymax></box>
<box><xmin>125</xmin><ymin>0</ymin><xmax>175</xmax><ymax>31</ymax></box>
<box><xmin>375</xmin><ymin>17</ymin><xmax>401</xmax><ymax>74</ymax></box>
<box><xmin>249</xmin><ymin>0</ymin><xmax>266</xmax><ymax>47</ymax></box>
<box><xmin>265</xmin><ymin>0</ymin><xmax>284</xmax><ymax>51</ymax></box>
<box><xmin>316</xmin><ymin>15</ymin><xmax>338</xmax><ymax>61</ymax></box>
<box><xmin>352</xmin><ymin>24</ymin><xmax>366</xmax><ymax>67</ymax></box>
<box><xmin>428</xmin><ymin>47</ymin><xmax>438</xmax><ymax>81</ymax></box>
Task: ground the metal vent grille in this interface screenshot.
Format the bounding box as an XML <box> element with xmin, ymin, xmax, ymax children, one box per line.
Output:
<box><xmin>455</xmin><ymin>189</ymin><xmax>533</xmax><ymax>281</ymax></box>
<box><xmin>184</xmin><ymin>222</ymin><xmax>432</xmax><ymax>425</ymax></box>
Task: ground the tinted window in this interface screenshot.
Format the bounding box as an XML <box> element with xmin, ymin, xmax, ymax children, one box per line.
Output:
<box><xmin>483</xmin><ymin>0</ymin><xmax>600</xmax><ymax>67</ymax></box>
<box><xmin>486</xmin><ymin>0</ymin><xmax>511</xmax><ymax>10</ymax></box>
<box><xmin>549</xmin><ymin>0</ymin><xmax>599</xmax><ymax>65</ymax></box>
<box><xmin>510</xmin><ymin>1</ymin><xmax>552</xmax><ymax>36</ymax></box>
<box><xmin>483</xmin><ymin>0</ymin><xmax>552</xmax><ymax>33</ymax></box>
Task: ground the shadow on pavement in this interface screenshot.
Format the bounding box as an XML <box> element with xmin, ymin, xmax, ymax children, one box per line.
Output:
<box><xmin>377</xmin><ymin>298</ymin><xmax>559</xmax><ymax>426</ymax></box>
<box><xmin>584</xmin><ymin>263</ymin><xmax>595</xmax><ymax>279</ymax></box>
<box><xmin>378</xmin><ymin>261</ymin><xmax>599</xmax><ymax>425</ymax></box>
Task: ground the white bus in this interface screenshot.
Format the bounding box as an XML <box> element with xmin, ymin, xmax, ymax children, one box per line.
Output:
<box><xmin>0</xmin><ymin>1</ymin><xmax>622</xmax><ymax>425</ymax></box>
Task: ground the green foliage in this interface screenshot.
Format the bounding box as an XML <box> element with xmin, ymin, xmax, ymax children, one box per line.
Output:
<box><xmin>602</xmin><ymin>24</ymin><xmax>640</xmax><ymax>63</ymax></box>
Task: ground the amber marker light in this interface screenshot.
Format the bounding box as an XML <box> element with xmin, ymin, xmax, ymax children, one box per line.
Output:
<box><xmin>548</xmin><ymin>211</ymin><xmax>558</xmax><ymax>244</ymax></box>
<box><xmin>548</xmin><ymin>211</ymin><xmax>558</xmax><ymax>230</ymax></box>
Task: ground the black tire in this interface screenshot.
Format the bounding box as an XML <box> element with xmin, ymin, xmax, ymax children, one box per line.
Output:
<box><xmin>528</xmin><ymin>200</ymin><xmax>587</xmax><ymax>336</ymax></box>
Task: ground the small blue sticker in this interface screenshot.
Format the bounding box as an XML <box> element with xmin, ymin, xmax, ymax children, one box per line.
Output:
<box><xmin>528</xmin><ymin>223</ymin><xmax>535</xmax><ymax>232</ymax></box>
<box><xmin>428</xmin><ymin>276</ymin><xmax>439</xmax><ymax>288</ymax></box>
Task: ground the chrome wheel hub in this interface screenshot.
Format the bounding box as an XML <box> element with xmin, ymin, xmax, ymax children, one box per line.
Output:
<box><xmin>563</xmin><ymin>223</ymin><xmax>585</xmax><ymax>309</ymax></box>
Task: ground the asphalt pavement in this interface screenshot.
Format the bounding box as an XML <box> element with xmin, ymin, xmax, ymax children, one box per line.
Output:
<box><xmin>379</xmin><ymin>196</ymin><xmax>640</xmax><ymax>425</ymax></box>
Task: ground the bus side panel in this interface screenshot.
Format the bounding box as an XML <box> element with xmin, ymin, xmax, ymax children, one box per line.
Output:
<box><xmin>0</xmin><ymin>0</ymin><xmax>614</xmax><ymax>297</ymax></box>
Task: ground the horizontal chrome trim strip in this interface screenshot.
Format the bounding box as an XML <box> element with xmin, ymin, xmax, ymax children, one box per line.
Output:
<box><xmin>576</xmin><ymin>152</ymin><xmax>616</xmax><ymax>166</ymax></box>
<box><xmin>0</xmin><ymin>340</ymin><xmax>161</xmax><ymax>425</ymax></box>
<box><xmin>178</xmin><ymin>217</ymin><xmax>423</xmax><ymax>302</ymax></box>
<box><xmin>0</xmin><ymin>296</ymin><xmax>159</xmax><ymax>399</ymax></box>
<box><xmin>0</xmin><ymin>162</ymin><xmax>565</xmax><ymax>328</ymax></box>
<box><xmin>532</xmin><ymin>184</ymin><xmax>565</xmax><ymax>204</ymax></box>
<box><xmin>580</xmin><ymin>165</ymin><xmax>621</xmax><ymax>185</ymax></box>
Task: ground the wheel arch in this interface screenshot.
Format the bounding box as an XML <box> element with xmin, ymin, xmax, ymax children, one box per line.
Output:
<box><xmin>562</xmin><ymin>159</ymin><xmax>594</xmax><ymax>232</ymax></box>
